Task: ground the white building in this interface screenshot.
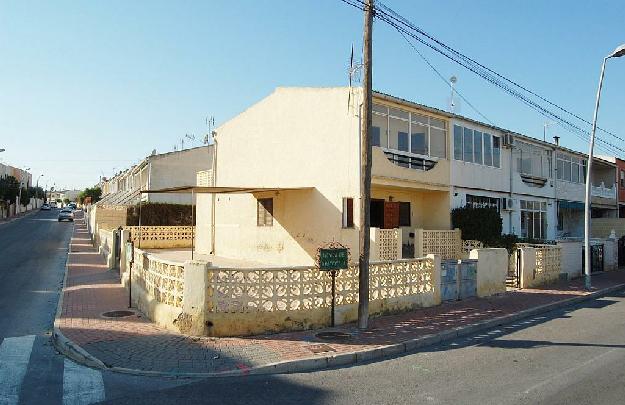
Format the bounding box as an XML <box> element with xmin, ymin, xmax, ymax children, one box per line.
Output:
<box><xmin>99</xmin><ymin>146</ymin><xmax>213</xmax><ymax>206</ymax></box>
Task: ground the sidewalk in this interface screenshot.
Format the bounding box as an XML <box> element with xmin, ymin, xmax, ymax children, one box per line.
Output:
<box><xmin>54</xmin><ymin>216</ymin><xmax>625</xmax><ymax>377</ymax></box>
<box><xmin>0</xmin><ymin>208</ymin><xmax>38</xmax><ymax>225</ymax></box>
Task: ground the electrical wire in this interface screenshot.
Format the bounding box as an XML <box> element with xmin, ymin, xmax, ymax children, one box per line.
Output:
<box><xmin>338</xmin><ymin>0</ymin><xmax>625</xmax><ymax>156</ymax></box>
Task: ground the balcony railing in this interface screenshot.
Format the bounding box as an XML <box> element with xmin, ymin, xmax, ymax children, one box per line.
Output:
<box><xmin>383</xmin><ymin>149</ymin><xmax>438</xmax><ymax>171</ymax></box>
<box><xmin>591</xmin><ymin>182</ymin><xmax>616</xmax><ymax>199</ymax></box>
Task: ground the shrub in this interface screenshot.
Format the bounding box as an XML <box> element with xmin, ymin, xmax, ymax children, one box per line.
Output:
<box><xmin>451</xmin><ymin>206</ymin><xmax>502</xmax><ymax>245</ymax></box>
<box><xmin>126</xmin><ymin>203</ymin><xmax>194</xmax><ymax>226</ymax></box>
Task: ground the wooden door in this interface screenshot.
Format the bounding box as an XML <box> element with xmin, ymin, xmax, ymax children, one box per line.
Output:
<box><xmin>383</xmin><ymin>201</ymin><xmax>400</xmax><ymax>229</ymax></box>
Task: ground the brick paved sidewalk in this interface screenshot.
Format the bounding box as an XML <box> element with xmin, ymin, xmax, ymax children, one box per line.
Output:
<box><xmin>56</xmin><ymin>215</ymin><xmax>625</xmax><ymax>376</ymax></box>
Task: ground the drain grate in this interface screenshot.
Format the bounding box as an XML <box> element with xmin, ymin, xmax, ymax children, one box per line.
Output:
<box><xmin>315</xmin><ymin>331</ymin><xmax>352</xmax><ymax>341</ymax></box>
<box><xmin>101</xmin><ymin>310</ymin><xmax>136</xmax><ymax>318</ymax></box>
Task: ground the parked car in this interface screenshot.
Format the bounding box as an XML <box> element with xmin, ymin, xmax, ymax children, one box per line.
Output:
<box><xmin>41</xmin><ymin>203</ymin><xmax>51</xmax><ymax>211</ymax></box>
<box><xmin>58</xmin><ymin>208</ymin><xmax>74</xmax><ymax>222</ymax></box>
<box><xmin>68</xmin><ymin>202</ymin><xmax>77</xmax><ymax>210</ymax></box>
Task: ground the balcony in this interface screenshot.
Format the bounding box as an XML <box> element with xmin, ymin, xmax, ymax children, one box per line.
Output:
<box><xmin>591</xmin><ymin>182</ymin><xmax>616</xmax><ymax>200</ymax></box>
<box><xmin>371</xmin><ymin>147</ymin><xmax>450</xmax><ymax>190</ymax></box>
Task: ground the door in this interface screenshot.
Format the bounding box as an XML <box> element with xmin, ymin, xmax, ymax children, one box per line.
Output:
<box><xmin>383</xmin><ymin>201</ymin><xmax>400</xmax><ymax>229</ymax></box>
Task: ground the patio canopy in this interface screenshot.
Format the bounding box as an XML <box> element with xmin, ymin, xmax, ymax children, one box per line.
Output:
<box><xmin>140</xmin><ymin>186</ymin><xmax>313</xmax><ymax>194</ymax></box>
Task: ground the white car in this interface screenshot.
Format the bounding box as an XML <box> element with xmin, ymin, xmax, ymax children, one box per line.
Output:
<box><xmin>58</xmin><ymin>208</ymin><xmax>74</xmax><ymax>222</ymax></box>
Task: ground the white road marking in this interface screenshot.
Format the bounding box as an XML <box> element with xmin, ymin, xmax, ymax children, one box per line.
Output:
<box><xmin>0</xmin><ymin>335</ymin><xmax>36</xmax><ymax>405</ymax></box>
<box><xmin>63</xmin><ymin>359</ymin><xmax>105</xmax><ymax>405</ymax></box>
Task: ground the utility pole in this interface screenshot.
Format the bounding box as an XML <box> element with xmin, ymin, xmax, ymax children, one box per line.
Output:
<box><xmin>358</xmin><ymin>0</ymin><xmax>373</xmax><ymax>330</ymax></box>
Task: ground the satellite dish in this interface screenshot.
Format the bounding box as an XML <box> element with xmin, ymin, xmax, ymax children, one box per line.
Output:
<box><xmin>151</xmin><ymin>149</ymin><xmax>157</xmax><ymax>156</ymax></box>
<box><xmin>450</xmin><ymin>76</ymin><xmax>457</xmax><ymax>84</ymax></box>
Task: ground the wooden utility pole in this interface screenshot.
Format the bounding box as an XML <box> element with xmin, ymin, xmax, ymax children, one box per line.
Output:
<box><xmin>358</xmin><ymin>0</ymin><xmax>373</xmax><ymax>330</ymax></box>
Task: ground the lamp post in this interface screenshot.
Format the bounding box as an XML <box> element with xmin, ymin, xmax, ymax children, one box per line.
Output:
<box><xmin>584</xmin><ymin>43</ymin><xmax>625</xmax><ymax>290</ymax></box>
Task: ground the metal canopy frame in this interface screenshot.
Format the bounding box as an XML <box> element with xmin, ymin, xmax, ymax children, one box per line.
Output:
<box><xmin>138</xmin><ymin>186</ymin><xmax>313</xmax><ymax>260</ymax></box>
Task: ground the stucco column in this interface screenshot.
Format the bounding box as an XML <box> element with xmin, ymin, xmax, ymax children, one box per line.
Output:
<box><xmin>180</xmin><ymin>260</ymin><xmax>211</xmax><ymax>336</ymax></box>
<box><xmin>519</xmin><ymin>248</ymin><xmax>536</xmax><ymax>289</ymax></box>
<box><xmin>426</xmin><ymin>254</ymin><xmax>442</xmax><ymax>305</ymax></box>
<box><xmin>470</xmin><ymin>248</ymin><xmax>508</xmax><ymax>297</ymax></box>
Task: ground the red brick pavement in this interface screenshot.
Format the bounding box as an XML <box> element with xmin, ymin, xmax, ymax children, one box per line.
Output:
<box><xmin>57</xmin><ymin>214</ymin><xmax>625</xmax><ymax>375</ymax></box>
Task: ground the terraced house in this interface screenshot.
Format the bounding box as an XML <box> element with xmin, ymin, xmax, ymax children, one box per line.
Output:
<box><xmin>193</xmin><ymin>86</ymin><xmax>617</xmax><ymax>265</ymax></box>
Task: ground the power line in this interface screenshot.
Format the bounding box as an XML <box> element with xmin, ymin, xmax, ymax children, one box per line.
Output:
<box><xmin>339</xmin><ymin>0</ymin><xmax>625</xmax><ymax>156</ymax></box>
<box><xmin>397</xmin><ymin>30</ymin><xmax>495</xmax><ymax>126</ymax></box>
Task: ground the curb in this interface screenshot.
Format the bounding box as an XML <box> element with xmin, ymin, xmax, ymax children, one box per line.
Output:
<box><xmin>52</xmin><ymin>234</ymin><xmax>625</xmax><ymax>378</ymax></box>
<box><xmin>0</xmin><ymin>209</ymin><xmax>39</xmax><ymax>226</ymax></box>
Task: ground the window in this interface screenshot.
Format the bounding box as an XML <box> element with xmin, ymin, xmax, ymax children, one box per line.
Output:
<box><xmin>492</xmin><ymin>136</ymin><xmax>501</xmax><ymax>168</ymax></box>
<box><xmin>483</xmin><ymin>133</ymin><xmax>493</xmax><ymax>166</ymax></box>
<box><xmin>520</xmin><ymin>200</ymin><xmax>547</xmax><ymax>239</ymax></box>
<box><xmin>399</xmin><ymin>202</ymin><xmax>411</xmax><ymax>226</ymax></box>
<box><xmin>373</xmin><ymin>103</ymin><xmax>447</xmax><ymax>159</ymax></box>
<box><xmin>463</xmin><ymin>127</ymin><xmax>473</xmax><ymax>163</ymax></box>
<box><xmin>473</xmin><ymin>131</ymin><xmax>483</xmax><ymax>165</ymax></box>
<box><xmin>410</xmin><ymin>128</ymin><xmax>427</xmax><ymax>155</ymax></box>
<box><xmin>556</xmin><ymin>153</ymin><xmax>586</xmax><ymax>184</ymax></box>
<box><xmin>372</xmin><ymin>110</ymin><xmax>388</xmax><ymax>147</ymax></box>
<box><xmin>621</xmin><ymin>171</ymin><xmax>625</xmax><ymax>188</ymax></box>
<box><xmin>342</xmin><ymin>198</ymin><xmax>354</xmax><ymax>228</ymax></box>
<box><xmin>453</xmin><ymin>124</ymin><xmax>500</xmax><ymax>168</ymax></box>
<box><xmin>454</xmin><ymin>125</ymin><xmax>463</xmax><ymax>160</ymax></box>
<box><xmin>516</xmin><ymin>142</ymin><xmax>551</xmax><ymax>178</ymax></box>
<box><xmin>257</xmin><ymin>198</ymin><xmax>273</xmax><ymax>226</ymax></box>
<box><xmin>466</xmin><ymin>194</ymin><xmax>500</xmax><ymax>212</ymax></box>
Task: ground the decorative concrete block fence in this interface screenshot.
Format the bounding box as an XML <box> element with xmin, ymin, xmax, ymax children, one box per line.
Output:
<box><xmin>370</xmin><ymin>228</ymin><xmax>402</xmax><ymax>260</ymax></box>
<box><xmin>121</xmin><ymin>247</ymin><xmax>512</xmax><ymax>337</ymax></box>
<box><xmin>517</xmin><ymin>245</ymin><xmax>561</xmax><ymax>288</ymax></box>
<box><xmin>123</xmin><ymin>226</ymin><xmax>194</xmax><ymax>249</ymax></box>
<box><xmin>414</xmin><ymin>228</ymin><xmax>462</xmax><ymax>260</ymax></box>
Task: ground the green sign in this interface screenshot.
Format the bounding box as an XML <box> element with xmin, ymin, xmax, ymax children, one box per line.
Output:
<box><xmin>319</xmin><ymin>248</ymin><xmax>348</xmax><ymax>271</ymax></box>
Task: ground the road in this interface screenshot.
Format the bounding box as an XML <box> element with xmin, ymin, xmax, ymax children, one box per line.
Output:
<box><xmin>1</xmin><ymin>210</ymin><xmax>625</xmax><ymax>404</ymax></box>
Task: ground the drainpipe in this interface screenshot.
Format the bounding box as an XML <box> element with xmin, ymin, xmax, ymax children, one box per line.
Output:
<box><xmin>508</xmin><ymin>134</ymin><xmax>514</xmax><ymax>234</ymax></box>
<box><xmin>553</xmin><ymin>137</ymin><xmax>559</xmax><ymax>238</ymax></box>
<box><xmin>210</xmin><ymin>132</ymin><xmax>218</xmax><ymax>255</ymax></box>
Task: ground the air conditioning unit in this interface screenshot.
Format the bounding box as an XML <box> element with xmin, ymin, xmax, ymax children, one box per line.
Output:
<box><xmin>502</xmin><ymin>133</ymin><xmax>514</xmax><ymax>148</ymax></box>
<box><xmin>501</xmin><ymin>197</ymin><xmax>514</xmax><ymax>210</ymax></box>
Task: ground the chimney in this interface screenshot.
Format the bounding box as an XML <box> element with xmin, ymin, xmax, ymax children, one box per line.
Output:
<box><xmin>553</xmin><ymin>136</ymin><xmax>560</xmax><ymax>146</ymax></box>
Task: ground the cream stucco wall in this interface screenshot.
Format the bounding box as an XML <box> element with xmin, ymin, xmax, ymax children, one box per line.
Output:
<box><xmin>205</xmin><ymin>87</ymin><xmax>361</xmax><ymax>265</ymax></box>
<box><xmin>149</xmin><ymin>146</ymin><xmax>212</xmax><ymax>205</ymax></box>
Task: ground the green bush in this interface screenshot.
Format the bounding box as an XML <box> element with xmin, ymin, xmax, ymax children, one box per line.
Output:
<box><xmin>126</xmin><ymin>203</ymin><xmax>194</xmax><ymax>226</ymax></box>
<box><xmin>451</xmin><ymin>206</ymin><xmax>502</xmax><ymax>245</ymax></box>
<box><xmin>489</xmin><ymin>233</ymin><xmax>519</xmax><ymax>254</ymax></box>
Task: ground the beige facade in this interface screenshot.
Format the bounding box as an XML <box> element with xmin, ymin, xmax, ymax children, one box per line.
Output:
<box><xmin>195</xmin><ymin>87</ymin><xmax>453</xmax><ymax>266</ymax></box>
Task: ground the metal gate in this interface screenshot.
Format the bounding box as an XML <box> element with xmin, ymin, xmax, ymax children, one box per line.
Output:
<box><xmin>113</xmin><ymin>229</ymin><xmax>122</xmax><ymax>269</ymax></box>
<box><xmin>582</xmin><ymin>244</ymin><xmax>604</xmax><ymax>273</ymax></box>
<box><xmin>506</xmin><ymin>249</ymin><xmax>521</xmax><ymax>288</ymax></box>
<box><xmin>441</xmin><ymin>259</ymin><xmax>477</xmax><ymax>301</ymax></box>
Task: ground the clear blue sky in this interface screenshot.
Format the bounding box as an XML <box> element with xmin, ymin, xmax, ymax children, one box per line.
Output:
<box><xmin>1</xmin><ymin>0</ymin><xmax>624</xmax><ymax>190</ymax></box>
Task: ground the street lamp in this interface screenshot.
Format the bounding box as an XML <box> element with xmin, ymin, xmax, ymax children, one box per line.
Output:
<box><xmin>584</xmin><ymin>43</ymin><xmax>625</xmax><ymax>289</ymax></box>
<box><xmin>0</xmin><ymin>149</ymin><xmax>5</xmax><ymax>152</ymax></box>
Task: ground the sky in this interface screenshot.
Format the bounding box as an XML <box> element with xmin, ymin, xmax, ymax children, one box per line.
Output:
<box><xmin>1</xmin><ymin>0</ymin><xmax>624</xmax><ymax>190</ymax></box>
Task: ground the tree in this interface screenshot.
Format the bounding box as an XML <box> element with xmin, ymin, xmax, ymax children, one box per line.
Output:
<box><xmin>0</xmin><ymin>176</ymin><xmax>20</xmax><ymax>205</ymax></box>
<box><xmin>451</xmin><ymin>206</ymin><xmax>503</xmax><ymax>245</ymax></box>
<box><xmin>78</xmin><ymin>186</ymin><xmax>102</xmax><ymax>204</ymax></box>
<box><xmin>63</xmin><ymin>198</ymin><xmax>70</xmax><ymax>205</ymax></box>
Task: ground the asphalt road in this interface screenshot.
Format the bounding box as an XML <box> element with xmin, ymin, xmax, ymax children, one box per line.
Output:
<box><xmin>1</xmin><ymin>210</ymin><xmax>625</xmax><ymax>404</ymax></box>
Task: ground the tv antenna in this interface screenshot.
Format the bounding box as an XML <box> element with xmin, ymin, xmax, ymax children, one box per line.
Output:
<box><xmin>447</xmin><ymin>75</ymin><xmax>462</xmax><ymax>114</ymax></box>
<box><xmin>204</xmin><ymin>116</ymin><xmax>215</xmax><ymax>144</ymax></box>
<box><xmin>347</xmin><ymin>44</ymin><xmax>364</xmax><ymax>109</ymax></box>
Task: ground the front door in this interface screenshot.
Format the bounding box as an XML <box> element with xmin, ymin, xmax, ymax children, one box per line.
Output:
<box><xmin>383</xmin><ymin>201</ymin><xmax>400</xmax><ymax>229</ymax></box>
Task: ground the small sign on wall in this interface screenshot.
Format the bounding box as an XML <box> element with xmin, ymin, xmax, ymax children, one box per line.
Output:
<box><xmin>319</xmin><ymin>248</ymin><xmax>348</xmax><ymax>271</ymax></box>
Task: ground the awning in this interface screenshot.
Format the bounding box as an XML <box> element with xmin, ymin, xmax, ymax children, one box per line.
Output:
<box><xmin>140</xmin><ymin>186</ymin><xmax>314</xmax><ymax>194</ymax></box>
<box><xmin>558</xmin><ymin>200</ymin><xmax>584</xmax><ymax>210</ymax></box>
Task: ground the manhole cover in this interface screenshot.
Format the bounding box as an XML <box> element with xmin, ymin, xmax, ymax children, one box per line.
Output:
<box><xmin>315</xmin><ymin>331</ymin><xmax>352</xmax><ymax>341</ymax></box>
<box><xmin>101</xmin><ymin>310</ymin><xmax>136</xmax><ymax>318</ymax></box>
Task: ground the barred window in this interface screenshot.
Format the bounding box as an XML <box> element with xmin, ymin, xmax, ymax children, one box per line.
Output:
<box><xmin>257</xmin><ymin>198</ymin><xmax>273</xmax><ymax>226</ymax></box>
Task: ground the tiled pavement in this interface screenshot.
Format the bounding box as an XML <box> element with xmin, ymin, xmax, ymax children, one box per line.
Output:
<box><xmin>57</xmin><ymin>214</ymin><xmax>625</xmax><ymax>376</ymax></box>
